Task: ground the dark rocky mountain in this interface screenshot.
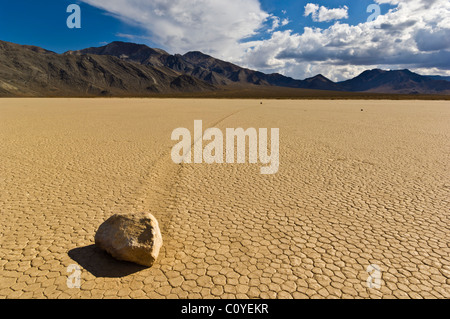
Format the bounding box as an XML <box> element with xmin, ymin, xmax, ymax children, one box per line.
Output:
<box><xmin>338</xmin><ymin>69</ymin><xmax>450</xmax><ymax>94</ymax></box>
<box><xmin>69</xmin><ymin>42</ymin><xmax>307</xmax><ymax>88</ymax></box>
<box><xmin>425</xmin><ymin>75</ymin><xmax>450</xmax><ymax>82</ymax></box>
<box><xmin>302</xmin><ymin>74</ymin><xmax>343</xmax><ymax>91</ymax></box>
<box><xmin>0</xmin><ymin>40</ymin><xmax>214</xmax><ymax>96</ymax></box>
<box><xmin>1</xmin><ymin>40</ymin><xmax>450</xmax><ymax>96</ymax></box>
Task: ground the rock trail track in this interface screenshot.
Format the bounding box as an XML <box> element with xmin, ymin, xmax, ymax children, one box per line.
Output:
<box><xmin>0</xmin><ymin>98</ymin><xmax>449</xmax><ymax>299</ymax></box>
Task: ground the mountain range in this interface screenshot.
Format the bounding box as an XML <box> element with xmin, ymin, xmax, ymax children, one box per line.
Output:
<box><xmin>1</xmin><ymin>40</ymin><xmax>450</xmax><ymax>97</ymax></box>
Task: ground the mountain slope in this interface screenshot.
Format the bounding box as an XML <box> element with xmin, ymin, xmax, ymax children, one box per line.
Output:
<box><xmin>1</xmin><ymin>40</ymin><xmax>450</xmax><ymax>96</ymax></box>
<box><xmin>339</xmin><ymin>69</ymin><xmax>450</xmax><ymax>94</ymax></box>
<box><xmin>67</xmin><ymin>42</ymin><xmax>450</xmax><ymax>94</ymax></box>
<box><xmin>0</xmin><ymin>40</ymin><xmax>215</xmax><ymax>96</ymax></box>
<box><xmin>68</xmin><ymin>42</ymin><xmax>307</xmax><ymax>88</ymax></box>
<box><xmin>425</xmin><ymin>75</ymin><xmax>450</xmax><ymax>82</ymax></box>
<box><xmin>302</xmin><ymin>74</ymin><xmax>343</xmax><ymax>91</ymax></box>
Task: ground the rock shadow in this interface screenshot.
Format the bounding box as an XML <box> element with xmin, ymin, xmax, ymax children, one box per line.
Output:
<box><xmin>68</xmin><ymin>245</ymin><xmax>147</xmax><ymax>278</ymax></box>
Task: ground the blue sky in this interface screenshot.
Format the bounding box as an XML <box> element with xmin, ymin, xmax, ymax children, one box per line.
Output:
<box><xmin>0</xmin><ymin>0</ymin><xmax>448</xmax><ymax>80</ymax></box>
<box><xmin>0</xmin><ymin>0</ymin><xmax>393</xmax><ymax>53</ymax></box>
<box><xmin>0</xmin><ymin>0</ymin><xmax>142</xmax><ymax>53</ymax></box>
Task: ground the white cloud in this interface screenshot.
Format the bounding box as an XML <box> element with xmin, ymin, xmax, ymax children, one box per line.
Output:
<box><xmin>267</xmin><ymin>16</ymin><xmax>280</xmax><ymax>33</ymax></box>
<box><xmin>415</xmin><ymin>28</ymin><xmax>450</xmax><ymax>51</ymax></box>
<box><xmin>241</xmin><ymin>0</ymin><xmax>450</xmax><ymax>81</ymax></box>
<box><xmin>304</xmin><ymin>3</ymin><xmax>349</xmax><ymax>22</ymax></box>
<box><xmin>81</xmin><ymin>0</ymin><xmax>269</xmax><ymax>60</ymax></box>
<box><xmin>267</xmin><ymin>15</ymin><xmax>289</xmax><ymax>33</ymax></box>
<box><xmin>304</xmin><ymin>3</ymin><xmax>319</xmax><ymax>19</ymax></box>
<box><xmin>81</xmin><ymin>0</ymin><xmax>450</xmax><ymax>81</ymax></box>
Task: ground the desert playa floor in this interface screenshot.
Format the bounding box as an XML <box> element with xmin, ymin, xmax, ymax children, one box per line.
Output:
<box><xmin>0</xmin><ymin>98</ymin><xmax>449</xmax><ymax>299</ymax></box>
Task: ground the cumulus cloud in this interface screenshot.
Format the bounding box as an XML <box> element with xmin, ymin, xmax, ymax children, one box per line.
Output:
<box><xmin>241</xmin><ymin>0</ymin><xmax>450</xmax><ymax>80</ymax></box>
<box><xmin>267</xmin><ymin>16</ymin><xmax>290</xmax><ymax>32</ymax></box>
<box><xmin>81</xmin><ymin>0</ymin><xmax>450</xmax><ymax>81</ymax></box>
<box><xmin>415</xmin><ymin>28</ymin><xmax>450</xmax><ymax>51</ymax></box>
<box><xmin>281</xmin><ymin>18</ymin><xmax>290</xmax><ymax>26</ymax></box>
<box><xmin>304</xmin><ymin>3</ymin><xmax>349</xmax><ymax>22</ymax></box>
<box><xmin>80</xmin><ymin>0</ymin><xmax>269</xmax><ymax>59</ymax></box>
<box><xmin>304</xmin><ymin>3</ymin><xmax>319</xmax><ymax>19</ymax></box>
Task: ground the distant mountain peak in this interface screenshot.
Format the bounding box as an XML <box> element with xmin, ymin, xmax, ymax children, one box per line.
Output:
<box><xmin>108</xmin><ymin>41</ymin><xmax>145</xmax><ymax>47</ymax></box>
<box><xmin>1</xmin><ymin>40</ymin><xmax>449</xmax><ymax>96</ymax></box>
<box><xmin>184</xmin><ymin>51</ymin><xmax>210</xmax><ymax>57</ymax></box>
<box><xmin>306</xmin><ymin>74</ymin><xmax>333</xmax><ymax>82</ymax></box>
<box><xmin>360</xmin><ymin>68</ymin><xmax>384</xmax><ymax>75</ymax></box>
<box><xmin>339</xmin><ymin>68</ymin><xmax>449</xmax><ymax>94</ymax></box>
<box><xmin>102</xmin><ymin>41</ymin><xmax>169</xmax><ymax>55</ymax></box>
<box><xmin>302</xmin><ymin>74</ymin><xmax>341</xmax><ymax>90</ymax></box>
<box><xmin>183</xmin><ymin>51</ymin><xmax>214</xmax><ymax>62</ymax></box>
<box><xmin>65</xmin><ymin>41</ymin><xmax>170</xmax><ymax>59</ymax></box>
<box><xmin>425</xmin><ymin>74</ymin><xmax>450</xmax><ymax>82</ymax></box>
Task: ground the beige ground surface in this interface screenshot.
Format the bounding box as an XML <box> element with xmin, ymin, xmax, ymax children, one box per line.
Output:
<box><xmin>0</xmin><ymin>98</ymin><xmax>449</xmax><ymax>299</ymax></box>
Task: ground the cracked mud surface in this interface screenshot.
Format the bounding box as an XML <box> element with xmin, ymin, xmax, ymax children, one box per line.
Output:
<box><xmin>0</xmin><ymin>98</ymin><xmax>449</xmax><ymax>299</ymax></box>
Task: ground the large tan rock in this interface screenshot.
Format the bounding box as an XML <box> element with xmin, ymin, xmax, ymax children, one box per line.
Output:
<box><xmin>95</xmin><ymin>212</ymin><xmax>163</xmax><ymax>267</ymax></box>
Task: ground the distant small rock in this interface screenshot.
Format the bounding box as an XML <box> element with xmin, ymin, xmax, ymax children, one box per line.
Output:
<box><xmin>95</xmin><ymin>212</ymin><xmax>163</xmax><ymax>267</ymax></box>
